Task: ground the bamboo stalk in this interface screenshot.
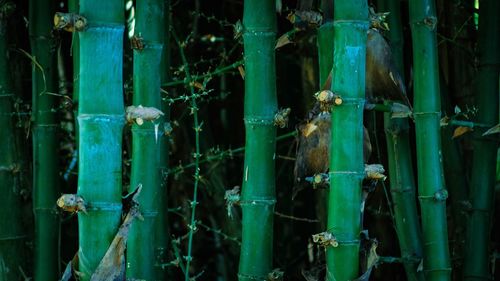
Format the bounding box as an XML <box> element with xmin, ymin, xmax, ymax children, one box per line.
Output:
<box><xmin>0</xmin><ymin>3</ymin><xmax>28</xmax><ymax>280</ymax></box>
<box><xmin>76</xmin><ymin>1</ymin><xmax>125</xmax><ymax>280</ymax></box>
<box><xmin>238</xmin><ymin>1</ymin><xmax>277</xmax><ymax>280</ymax></box>
<box><xmin>377</xmin><ymin>0</ymin><xmax>425</xmax><ymax>280</ymax></box>
<box><xmin>409</xmin><ymin>0</ymin><xmax>451</xmax><ymax>280</ymax></box>
<box><xmin>326</xmin><ymin>1</ymin><xmax>368</xmax><ymax>280</ymax></box>
<box><xmin>29</xmin><ymin>1</ymin><xmax>60</xmax><ymax>279</ymax></box>
<box><xmin>156</xmin><ymin>0</ymin><xmax>171</xmax><ymax>279</ymax></box>
<box><xmin>127</xmin><ymin>0</ymin><xmax>164</xmax><ymax>279</ymax></box>
<box><xmin>463</xmin><ymin>0</ymin><xmax>500</xmax><ymax>279</ymax></box>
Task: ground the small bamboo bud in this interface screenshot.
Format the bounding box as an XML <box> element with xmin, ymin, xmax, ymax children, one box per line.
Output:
<box><xmin>365</xmin><ymin>164</ymin><xmax>387</xmax><ymax>181</ymax></box>
<box><xmin>126</xmin><ymin>105</ymin><xmax>164</xmax><ymax>125</ymax></box>
<box><xmin>267</xmin><ymin>268</ymin><xmax>284</xmax><ymax>281</ymax></box>
<box><xmin>224</xmin><ymin>186</ymin><xmax>240</xmax><ymax>218</ymax></box>
<box><xmin>273</xmin><ymin>108</ymin><xmax>291</xmax><ymax>128</ymax></box>
<box><xmin>57</xmin><ymin>194</ymin><xmax>87</xmax><ymax>214</ymax></box>
<box><xmin>314</xmin><ymin>90</ymin><xmax>342</xmax><ymax>112</ymax></box>
<box><xmin>312</xmin><ymin>231</ymin><xmax>339</xmax><ymax>248</ymax></box>
<box><xmin>53</xmin><ymin>12</ymin><xmax>87</xmax><ymax>32</ymax></box>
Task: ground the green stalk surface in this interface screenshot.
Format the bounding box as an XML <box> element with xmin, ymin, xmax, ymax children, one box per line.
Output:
<box><xmin>409</xmin><ymin>0</ymin><xmax>451</xmax><ymax>280</ymax></box>
<box><xmin>378</xmin><ymin>1</ymin><xmax>424</xmax><ymax>280</ymax></box>
<box><xmin>69</xmin><ymin>0</ymin><xmax>80</xmax><ymax>148</ymax></box>
<box><xmin>326</xmin><ymin>1</ymin><xmax>368</xmax><ymax>280</ymax></box>
<box><xmin>29</xmin><ymin>1</ymin><xmax>60</xmax><ymax>280</ymax></box>
<box><xmin>463</xmin><ymin>0</ymin><xmax>500</xmax><ymax>280</ymax></box>
<box><xmin>238</xmin><ymin>1</ymin><xmax>277</xmax><ymax>280</ymax></box>
<box><xmin>0</xmin><ymin>3</ymin><xmax>27</xmax><ymax>280</ymax></box>
<box><xmin>127</xmin><ymin>0</ymin><xmax>164</xmax><ymax>279</ymax></box>
<box><xmin>76</xmin><ymin>1</ymin><xmax>124</xmax><ymax>280</ymax></box>
<box><xmin>156</xmin><ymin>0</ymin><xmax>171</xmax><ymax>279</ymax></box>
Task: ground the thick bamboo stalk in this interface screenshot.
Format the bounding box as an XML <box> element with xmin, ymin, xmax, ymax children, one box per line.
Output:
<box><xmin>408</xmin><ymin>0</ymin><xmax>451</xmax><ymax>280</ymax></box>
<box><xmin>76</xmin><ymin>1</ymin><xmax>124</xmax><ymax>280</ymax></box>
<box><xmin>127</xmin><ymin>0</ymin><xmax>164</xmax><ymax>279</ymax></box>
<box><xmin>29</xmin><ymin>1</ymin><xmax>60</xmax><ymax>279</ymax></box>
<box><xmin>326</xmin><ymin>1</ymin><xmax>368</xmax><ymax>280</ymax></box>
<box><xmin>463</xmin><ymin>0</ymin><xmax>500</xmax><ymax>280</ymax></box>
<box><xmin>0</xmin><ymin>3</ymin><xmax>28</xmax><ymax>280</ymax></box>
<box><xmin>238</xmin><ymin>1</ymin><xmax>277</xmax><ymax>280</ymax></box>
<box><xmin>377</xmin><ymin>1</ymin><xmax>425</xmax><ymax>280</ymax></box>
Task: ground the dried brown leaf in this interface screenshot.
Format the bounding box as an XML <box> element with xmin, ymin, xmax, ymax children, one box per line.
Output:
<box><xmin>275</xmin><ymin>33</ymin><xmax>292</xmax><ymax>49</ymax></box>
<box><xmin>452</xmin><ymin>126</ymin><xmax>473</xmax><ymax>139</ymax></box>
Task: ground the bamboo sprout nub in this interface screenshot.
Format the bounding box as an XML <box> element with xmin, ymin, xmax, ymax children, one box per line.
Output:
<box><xmin>53</xmin><ymin>12</ymin><xmax>87</xmax><ymax>32</ymax></box>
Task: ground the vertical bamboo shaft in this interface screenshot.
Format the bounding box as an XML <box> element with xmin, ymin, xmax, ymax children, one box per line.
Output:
<box><xmin>463</xmin><ymin>0</ymin><xmax>500</xmax><ymax>280</ymax></box>
<box><xmin>326</xmin><ymin>1</ymin><xmax>368</xmax><ymax>280</ymax></box>
<box><xmin>238</xmin><ymin>1</ymin><xmax>277</xmax><ymax>280</ymax></box>
<box><xmin>377</xmin><ymin>1</ymin><xmax>425</xmax><ymax>280</ymax></box>
<box><xmin>127</xmin><ymin>0</ymin><xmax>164</xmax><ymax>279</ymax></box>
<box><xmin>409</xmin><ymin>0</ymin><xmax>451</xmax><ymax>280</ymax></box>
<box><xmin>76</xmin><ymin>1</ymin><xmax>124</xmax><ymax>279</ymax></box>
<box><xmin>0</xmin><ymin>3</ymin><xmax>28</xmax><ymax>280</ymax></box>
<box><xmin>29</xmin><ymin>1</ymin><xmax>60</xmax><ymax>279</ymax></box>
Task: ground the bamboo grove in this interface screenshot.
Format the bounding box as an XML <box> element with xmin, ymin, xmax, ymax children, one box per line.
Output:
<box><xmin>0</xmin><ymin>0</ymin><xmax>499</xmax><ymax>280</ymax></box>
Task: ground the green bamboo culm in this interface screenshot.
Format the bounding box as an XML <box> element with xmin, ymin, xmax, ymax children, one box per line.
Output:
<box><xmin>408</xmin><ymin>0</ymin><xmax>451</xmax><ymax>280</ymax></box>
<box><xmin>156</xmin><ymin>0</ymin><xmax>171</xmax><ymax>278</ymax></box>
<box><xmin>238</xmin><ymin>0</ymin><xmax>277</xmax><ymax>280</ymax></box>
<box><xmin>326</xmin><ymin>1</ymin><xmax>368</xmax><ymax>280</ymax></box>
<box><xmin>0</xmin><ymin>2</ymin><xmax>28</xmax><ymax>280</ymax></box>
<box><xmin>29</xmin><ymin>1</ymin><xmax>61</xmax><ymax>280</ymax></box>
<box><xmin>377</xmin><ymin>0</ymin><xmax>425</xmax><ymax>280</ymax></box>
<box><xmin>127</xmin><ymin>0</ymin><xmax>164</xmax><ymax>279</ymax></box>
<box><xmin>69</xmin><ymin>0</ymin><xmax>79</xmax><ymax>149</ymax></box>
<box><xmin>76</xmin><ymin>1</ymin><xmax>125</xmax><ymax>280</ymax></box>
<box><xmin>463</xmin><ymin>0</ymin><xmax>500</xmax><ymax>280</ymax></box>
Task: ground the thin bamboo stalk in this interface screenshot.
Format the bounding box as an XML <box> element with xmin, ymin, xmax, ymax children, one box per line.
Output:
<box><xmin>409</xmin><ymin>0</ymin><xmax>451</xmax><ymax>280</ymax></box>
<box><xmin>76</xmin><ymin>1</ymin><xmax>124</xmax><ymax>280</ymax></box>
<box><xmin>127</xmin><ymin>0</ymin><xmax>164</xmax><ymax>279</ymax></box>
<box><xmin>238</xmin><ymin>1</ymin><xmax>277</xmax><ymax>280</ymax></box>
<box><xmin>29</xmin><ymin>1</ymin><xmax>60</xmax><ymax>279</ymax></box>
<box><xmin>463</xmin><ymin>0</ymin><xmax>500</xmax><ymax>279</ymax></box>
<box><xmin>377</xmin><ymin>1</ymin><xmax>425</xmax><ymax>280</ymax></box>
<box><xmin>326</xmin><ymin>1</ymin><xmax>368</xmax><ymax>280</ymax></box>
<box><xmin>0</xmin><ymin>3</ymin><xmax>28</xmax><ymax>280</ymax></box>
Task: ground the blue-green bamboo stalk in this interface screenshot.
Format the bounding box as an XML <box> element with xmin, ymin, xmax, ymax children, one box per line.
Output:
<box><xmin>127</xmin><ymin>0</ymin><xmax>164</xmax><ymax>279</ymax></box>
<box><xmin>76</xmin><ymin>1</ymin><xmax>125</xmax><ymax>280</ymax></box>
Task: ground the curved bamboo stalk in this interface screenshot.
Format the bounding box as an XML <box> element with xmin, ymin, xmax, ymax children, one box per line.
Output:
<box><xmin>326</xmin><ymin>1</ymin><xmax>368</xmax><ymax>280</ymax></box>
<box><xmin>29</xmin><ymin>1</ymin><xmax>60</xmax><ymax>279</ymax></box>
<box><xmin>463</xmin><ymin>0</ymin><xmax>500</xmax><ymax>280</ymax></box>
<box><xmin>76</xmin><ymin>1</ymin><xmax>125</xmax><ymax>280</ymax></box>
<box><xmin>409</xmin><ymin>0</ymin><xmax>451</xmax><ymax>280</ymax></box>
<box><xmin>377</xmin><ymin>0</ymin><xmax>425</xmax><ymax>280</ymax></box>
<box><xmin>238</xmin><ymin>1</ymin><xmax>277</xmax><ymax>280</ymax></box>
<box><xmin>0</xmin><ymin>3</ymin><xmax>28</xmax><ymax>280</ymax></box>
<box><xmin>127</xmin><ymin>0</ymin><xmax>164</xmax><ymax>279</ymax></box>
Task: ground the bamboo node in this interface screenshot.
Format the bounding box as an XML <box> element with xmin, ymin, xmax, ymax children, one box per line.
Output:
<box><xmin>312</xmin><ymin>231</ymin><xmax>339</xmax><ymax>248</ymax></box>
<box><xmin>53</xmin><ymin>12</ymin><xmax>87</xmax><ymax>32</ymax></box>
<box><xmin>274</xmin><ymin>108</ymin><xmax>291</xmax><ymax>128</ymax></box>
